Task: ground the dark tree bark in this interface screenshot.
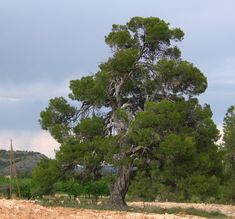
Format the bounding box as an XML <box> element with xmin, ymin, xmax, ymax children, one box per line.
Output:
<box><xmin>110</xmin><ymin>165</ymin><xmax>133</xmax><ymax>208</ymax></box>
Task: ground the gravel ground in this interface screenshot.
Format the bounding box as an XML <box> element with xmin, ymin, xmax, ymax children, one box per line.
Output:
<box><xmin>0</xmin><ymin>199</ymin><xmax>232</xmax><ymax>219</ymax></box>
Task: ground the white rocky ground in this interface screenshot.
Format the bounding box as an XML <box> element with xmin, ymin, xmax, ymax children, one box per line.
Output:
<box><xmin>0</xmin><ymin>199</ymin><xmax>234</xmax><ymax>219</ymax></box>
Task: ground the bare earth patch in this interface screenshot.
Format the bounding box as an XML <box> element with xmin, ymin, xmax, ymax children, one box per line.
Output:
<box><xmin>0</xmin><ymin>199</ymin><xmax>232</xmax><ymax>219</ymax></box>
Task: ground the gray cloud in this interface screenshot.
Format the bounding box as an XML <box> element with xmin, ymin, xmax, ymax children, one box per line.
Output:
<box><xmin>0</xmin><ymin>0</ymin><xmax>235</xmax><ymax>156</ymax></box>
<box><xmin>0</xmin><ymin>129</ymin><xmax>59</xmax><ymax>158</ymax></box>
<box><xmin>0</xmin><ymin>80</ymin><xmax>71</xmax><ymax>129</ymax></box>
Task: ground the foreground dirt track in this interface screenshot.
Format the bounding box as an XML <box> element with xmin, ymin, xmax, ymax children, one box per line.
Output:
<box><xmin>0</xmin><ymin>199</ymin><xmax>232</xmax><ymax>219</ymax></box>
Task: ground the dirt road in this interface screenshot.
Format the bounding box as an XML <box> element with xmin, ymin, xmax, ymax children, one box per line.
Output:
<box><xmin>0</xmin><ymin>199</ymin><xmax>233</xmax><ymax>219</ymax></box>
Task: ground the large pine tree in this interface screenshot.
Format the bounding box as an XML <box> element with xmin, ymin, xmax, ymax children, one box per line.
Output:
<box><xmin>39</xmin><ymin>17</ymin><xmax>222</xmax><ymax>207</ymax></box>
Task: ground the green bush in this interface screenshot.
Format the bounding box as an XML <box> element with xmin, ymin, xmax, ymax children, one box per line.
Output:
<box><xmin>19</xmin><ymin>178</ymin><xmax>32</xmax><ymax>199</ymax></box>
<box><xmin>187</xmin><ymin>175</ymin><xmax>220</xmax><ymax>201</ymax></box>
<box><xmin>84</xmin><ymin>180</ymin><xmax>109</xmax><ymax>200</ymax></box>
<box><xmin>53</xmin><ymin>178</ymin><xmax>109</xmax><ymax>200</ymax></box>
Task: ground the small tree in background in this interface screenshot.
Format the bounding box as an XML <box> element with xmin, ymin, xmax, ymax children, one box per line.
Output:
<box><xmin>31</xmin><ymin>159</ymin><xmax>61</xmax><ymax>197</ymax></box>
<box><xmin>53</xmin><ymin>180</ymin><xmax>83</xmax><ymax>198</ymax></box>
<box><xmin>223</xmin><ymin>105</ymin><xmax>235</xmax><ymax>201</ymax></box>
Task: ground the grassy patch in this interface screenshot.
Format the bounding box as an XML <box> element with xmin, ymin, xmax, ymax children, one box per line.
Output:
<box><xmin>36</xmin><ymin>198</ymin><xmax>228</xmax><ymax>218</ymax></box>
<box><xmin>184</xmin><ymin>207</ymin><xmax>227</xmax><ymax>218</ymax></box>
<box><xmin>141</xmin><ymin>206</ymin><xmax>227</xmax><ymax>218</ymax></box>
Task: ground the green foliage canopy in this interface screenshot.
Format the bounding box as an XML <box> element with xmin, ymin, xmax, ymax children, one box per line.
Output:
<box><xmin>222</xmin><ymin>105</ymin><xmax>235</xmax><ymax>201</ymax></box>
<box><xmin>38</xmin><ymin>16</ymin><xmax>222</xmax><ymax>205</ymax></box>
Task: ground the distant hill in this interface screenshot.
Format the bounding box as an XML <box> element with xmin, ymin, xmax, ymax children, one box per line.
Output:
<box><xmin>0</xmin><ymin>150</ymin><xmax>47</xmax><ymax>176</ymax></box>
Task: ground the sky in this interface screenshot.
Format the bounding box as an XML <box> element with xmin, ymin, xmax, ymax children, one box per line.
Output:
<box><xmin>0</xmin><ymin>0</ymin><xmax>235</xmax><ymax>157</ymax></box>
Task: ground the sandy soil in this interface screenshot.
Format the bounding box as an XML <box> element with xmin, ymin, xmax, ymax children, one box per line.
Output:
<box><xmin>0</xmin><ymin>199</ymin><xmax>232</xmax><ymax>219</ymax></box>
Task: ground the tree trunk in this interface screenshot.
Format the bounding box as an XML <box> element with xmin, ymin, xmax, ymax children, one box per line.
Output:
<box><xmin>110</xmin><ymin>165</ymin><xmax>132</xmax><ymax>208</ymax></box>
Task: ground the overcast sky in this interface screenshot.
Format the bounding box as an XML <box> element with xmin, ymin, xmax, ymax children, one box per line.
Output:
<box><xmin>0</xmin><ymin>0</ymin><xmax>234</xmax><ymax>157</ymax></box>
